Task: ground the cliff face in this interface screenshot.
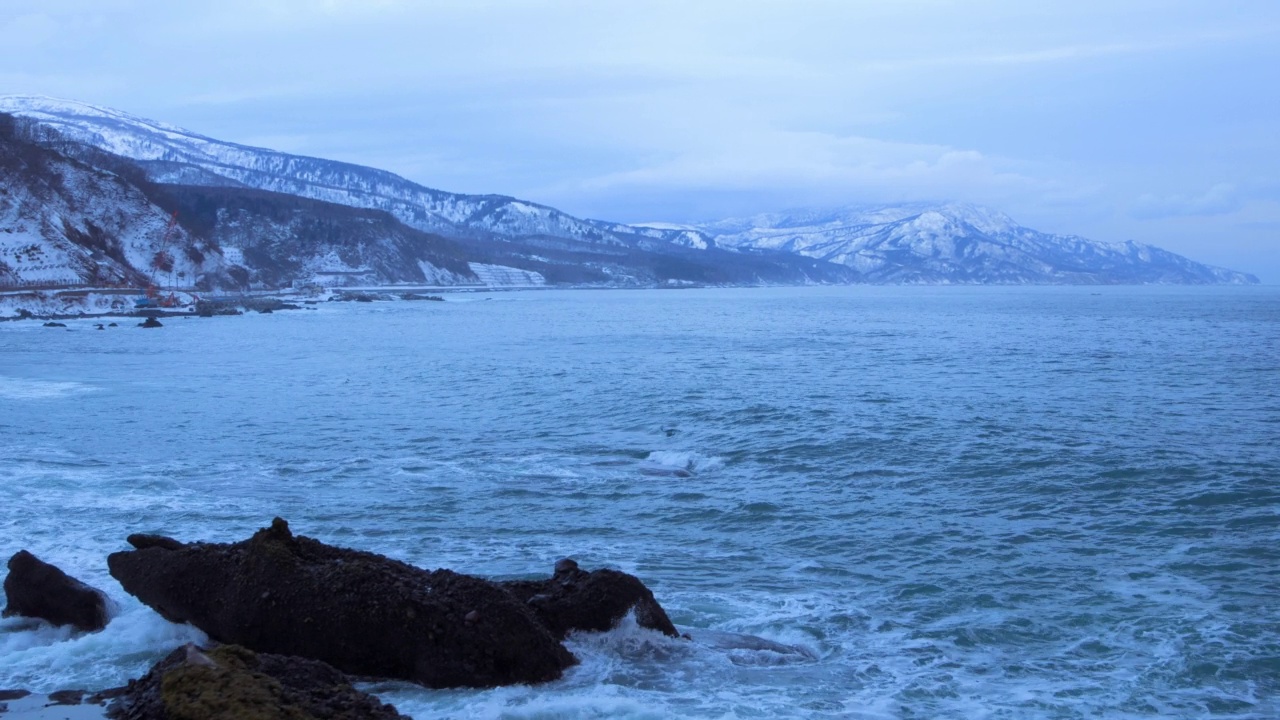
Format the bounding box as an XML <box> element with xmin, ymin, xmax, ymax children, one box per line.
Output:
<box><xmin>0</xmin><ymin>113</ymin><xmax>233</xmax><ymax>291</ymax></box>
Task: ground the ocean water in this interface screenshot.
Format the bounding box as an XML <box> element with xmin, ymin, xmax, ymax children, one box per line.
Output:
<box><xmin>1</xmin><ymin>286</ymin><xmax>1277</xmax><ymax>719</ymax></box>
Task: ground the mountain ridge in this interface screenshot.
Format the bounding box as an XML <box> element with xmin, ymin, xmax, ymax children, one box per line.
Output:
<box><xmin>0</xmin><ymin>95</ymin><xmax>1258</xmax><ymax>286</ymax></box>
<box><xmin>694</xmin><ymin>203</ymin><xmax>1256</xmax><ymax>284</ymax></box>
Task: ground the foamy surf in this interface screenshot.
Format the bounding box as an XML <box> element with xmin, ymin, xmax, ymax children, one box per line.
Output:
<box><xmin>0</xmin><ymin>603</ymin><xmax>206</xmax><ymax>693</ymax></box>
<box><xmin>0</xmin><ymin>377</ymin><xmax>98</xmax><ymax>401</ymax></box>
<box><xmin>642</xmin><ymin>451</ymin><xmax>724</xmax><ymax>475</ymax></box>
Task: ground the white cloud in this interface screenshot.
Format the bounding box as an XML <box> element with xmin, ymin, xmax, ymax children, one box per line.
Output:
<box><xmin>1131</xmin><ymin>183</ymin><xmax>1241</xmax><ymax>219</ymax></box>
<box><xmin>540</xmin><ymin>128</ymin><xmax>1044</xmax><ymax>214</ymax></box>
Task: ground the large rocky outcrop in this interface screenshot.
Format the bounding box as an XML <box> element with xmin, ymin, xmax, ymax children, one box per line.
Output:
<box><xmin>501</xmin><ymin>559</ymin><xmax>679</xmax><ymax>639</ymax></box>
<box><xmin>108</xmin><ymin>519</ymin><xmax>574</xmax><ymax>688</ymax></box>
<box><xmin>106</xmin><ymin>643</ymin><xmax>408</xmax><ymax>720</ymax></box>
<box><xmin>3</xmin><ymin>550</ymin><xmax>110</xmax><ymax>632</ymax></box>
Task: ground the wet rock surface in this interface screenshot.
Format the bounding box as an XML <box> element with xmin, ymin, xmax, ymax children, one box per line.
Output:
<box><xmin>125</xmin><ymin>535</ymin><xmax>185</xmax><ymax>552</ymax></box>
<box><xmin>108</xmin><ymin>519</ymin><xmax>575</xmax><ymax>688</ymax></box>
<box><xmin>3</xmin><ymin>550</ymin><xmax>110</xmax><ymax>632</ymax></box>
<box><xmin>105</xmin><ymin>643</ymin><xmax>408</xmax><ymax>720</ymax></box>
<box><xmin>48</xmin><ymin>689</ymin><xmax>89</xmax><ymax>705</ymax></box>
<box><xmin>500</xmin><ymin>559</ymin><xmax>680</xmax><ymax>639</ymax></box>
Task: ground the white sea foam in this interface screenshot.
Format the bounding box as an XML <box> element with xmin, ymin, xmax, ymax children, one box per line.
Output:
<box><xmin>643</xmin><ymin>450</ymin><xmax>724</xmax><ymax>473</ymax></box>
<box><xmin>0</xmin><ymin>376</ymin><xmax>98</xmax><ymax>400</ymax></box>
<box><xmin>0</xmin><ymin>602</ymin><xmax>206</xmax><ymax>692</ymax></box>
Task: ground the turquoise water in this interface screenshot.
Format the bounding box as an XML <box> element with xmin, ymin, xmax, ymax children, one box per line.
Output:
<box><xmin>1</xmin><ymin>286</ymin><xmax>1278</xmax><ymax>718</ymax></box>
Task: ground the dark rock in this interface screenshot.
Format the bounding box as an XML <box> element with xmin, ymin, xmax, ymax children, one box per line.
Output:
<box><xmin>194</xmin><ymin>299</ymin><xmax>243</xmax><ymax>316</ymax></box>
<box><xmin>96</xmin><ymin>324</ymin><xmax>105</xmax><ymax>330</ymax></box>
<box><xmin>108</xmin><ymin>322</ymin><xmax>118</xmax><ymax>327</ymax></box>
<box><xmin>501</xmin><ymin>559</ymin><xmax>680</xmax><ymax>640</ymax></box>
<box><xmin>3</xmin><ymin>550</ymin><xmax>110</xmax><ymax>632</ymax></box>
<box><xmin>86</xmin><ymin>686</ymin><xmax>131</xmax><ymax>707</ymax></box>
<box><xmin>43</xmin><ymin>321</ymin><xmax>66</xmax><ymax>327</ymax></box>
<box><xmin>126</xmin><ymin>534</ymin><xmax>185</xmax><ymax>552</ymax></box>
<box><xmin>108</xmin><ymin>518</ymin><xmax>574</xmax><ymax>688</ymax></box>
<box><xmin>48</xmin><ymin>689</ymin><xmax>86</xmax><ymax>705</ymax></box>
<box><xmin>0</xmin><ymin>689</ymin><xmax>31</xmax><ymax>701</ymax></box>
<box><xmin>105</xmin><ymin>643</ymin><xmax>408</xmax><ymax>720</ymax></box>
<box><xmin>138</xmin><ymin>317</ymin><xmax>162</xmax><ymax>328</ymax></box>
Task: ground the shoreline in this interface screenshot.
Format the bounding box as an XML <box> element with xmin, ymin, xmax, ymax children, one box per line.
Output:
<box><xmin>0</xmin><ymin>692</ymin><xmax>108</xmax><ymax>719</ymax></box>
<box><xmin>0</xmin><ymin>283</ymin><xmax>571</xmax><ymax>322</ymax></box>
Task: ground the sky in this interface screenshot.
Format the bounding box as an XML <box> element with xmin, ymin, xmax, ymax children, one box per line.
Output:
<box><xmin>2</xmin><ymin>0</ymin><xmax>1278</xmax><ymax>280</ymax></box>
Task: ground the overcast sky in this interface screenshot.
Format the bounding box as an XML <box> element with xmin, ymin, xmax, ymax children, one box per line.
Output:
<box><xmin>2</xmin><ymin>0</ymin><xmax>1278</xmax><ymax>280</ymax></box>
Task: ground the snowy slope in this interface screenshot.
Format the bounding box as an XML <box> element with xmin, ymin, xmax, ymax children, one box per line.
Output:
<box><xmin>698</xmin><ymin>203</ymin><xmax>1258</xmax><ymax>284</ymax></box>
<box><xmin>620</xmin><ymin>222</ymin><xmax>716</xmax><ymax>250</ymax></box>
<box><xmin>0</xmin><ymin>118</ymin><xmax>233</xmax><ymax>290</ymax></box>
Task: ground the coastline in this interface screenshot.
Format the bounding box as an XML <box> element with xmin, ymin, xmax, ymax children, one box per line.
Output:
<box><xmin>0</xmin><ymin>284</ymin><xmax>553</xmax><ymax>322</ymax></box>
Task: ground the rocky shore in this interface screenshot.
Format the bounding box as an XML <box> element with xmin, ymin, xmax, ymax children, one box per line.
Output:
<box><xmin>0</xmin><ymin>288</ymin><xmax>451</xmax><ymax>322</ymax></box>
<box><xmin>2</xmin><ymin>519</ymin><xmax>681</xmax><ymax>719</ymax></box>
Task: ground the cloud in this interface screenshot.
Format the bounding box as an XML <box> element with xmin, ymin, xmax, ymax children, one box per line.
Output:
<box><xmin>522</xmin><ymin>126</ymin><xmax>1074</xmax><ymax>223</ymax></box>
<box><xmin>1131</xmin><ymin>183</ymin><xmax>1241</xmax><ymax>219</ymax></box>
<box><xmin>556</xmin><ymin>130</ymin><xmax>1033</xmax><ymax>199</ymax></box>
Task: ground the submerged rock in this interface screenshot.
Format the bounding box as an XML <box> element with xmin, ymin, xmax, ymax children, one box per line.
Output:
<box><xmin>106</xmin><ymin>643</ymin><xmax>407</xmax><ymax>720</ymax></box>
<box><xmin>501</xmin><ymin>558</ymin><xmax>680</xmax><ymax>639</ymax></box>
<box><xmin>126</xmin><ymin>534</ymin><xmax>185</xmax><ymax>552</ymax></box>
<box><xmin>3</xmin><ymin>550</ymin><xmax>110</xmax><ymax>632</ymax></box>
<box><xmin>137</xmin><ymin>317</ymin><xmax>162</xmax><ymax>328</ymax></box>
<box><xmin>108</xmin><ymin>519</ymin><xmax>574</xmax><ymax>688</ymax></box>
<box><xmin>47</xmin><ymin>689</ymin><xmax>88</xmax><ymax>705</ymax></box>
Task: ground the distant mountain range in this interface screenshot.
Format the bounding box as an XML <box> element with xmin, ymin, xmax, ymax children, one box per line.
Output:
<box><xmin>0</xmin><ymin>95</ymin><xmax>1258</xmax><ymax>289</ymax></box>
<box><xmin>692</xmin><ymin>204</ymin><xmax>1255</xmax><ymax>284</ymax></box>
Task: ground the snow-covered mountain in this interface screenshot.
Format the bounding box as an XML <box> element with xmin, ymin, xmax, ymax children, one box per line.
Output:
<box><xmin>0</xmin><ymin>95</ymin><xmax>1257</xmax><ymax>286</ymax></box>
<box><xmin>1</xmin><ymin>100</ymin><xmax>850</xmax><ymax>289</ymax></box>
<box><xmin>696</xmin><ymin>203</ymin><xmax>1258</xmax><ymax>284</ymax></box>
<box><xmin>0</xmin><ymin>95</ymin><xmax>646</xmax><ymax>248</ymax></box>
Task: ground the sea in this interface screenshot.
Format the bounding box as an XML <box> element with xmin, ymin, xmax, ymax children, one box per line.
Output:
<box><xmin>1</xmin><ymin>286</ymin><xmax>1277</xmax><ymax>719</ymax></box>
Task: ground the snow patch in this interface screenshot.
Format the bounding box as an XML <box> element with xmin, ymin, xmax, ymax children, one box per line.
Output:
<box><xmin>467</xmin><ymin>263</ymin><xmax>546</xmax><ymax>287</ymax></box>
